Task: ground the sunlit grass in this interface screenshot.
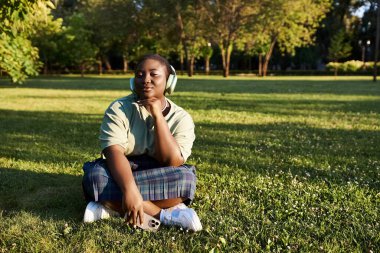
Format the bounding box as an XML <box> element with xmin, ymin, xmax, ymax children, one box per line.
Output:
<box><xmin>0</xmin><ymin>76</ymin><xmax>379</xmax><ymax>252</ymax></box>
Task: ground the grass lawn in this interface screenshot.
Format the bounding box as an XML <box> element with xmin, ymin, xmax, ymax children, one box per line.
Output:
<box><xmin>0</xmin><ymin>75</ymin><xmax>379</xmax><ymax>252</ymax></box>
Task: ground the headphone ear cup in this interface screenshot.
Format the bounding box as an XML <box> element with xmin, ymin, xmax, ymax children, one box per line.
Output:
<box><xmin>165</xmin><ymin>65</ymin><xmax>177</xmax><ymax>94</ymax></box>
<box><xmin>129</xmin><ymin>78</ymin><xmax>135</xmax><ymax>93</ymax></box>
<box><xmin>166</xmin><ymin>74</ymin><xmax>177</xmax><ymax>94</ymax></box>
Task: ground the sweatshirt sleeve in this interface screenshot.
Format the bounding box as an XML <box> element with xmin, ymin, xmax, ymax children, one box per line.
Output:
<box><xmin>99</xmin><ymin>100</ymin><xmax>129</xmax><ymax>151</ymax></box>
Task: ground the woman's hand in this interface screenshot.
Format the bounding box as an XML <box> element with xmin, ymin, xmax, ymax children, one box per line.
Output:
<box><xmin>137</xmin><ymin>98</ymin><xmax>164</xmax><ymax>118</ymax></box>
<box><xmin>123</xmin><ymin>182</ymin><xmax>144</xmax><ymax>226</ymax></box>
<box><xmin>137</xmin><ymin>99</ymin><xmax>184</xmax><ymax>167</ymax></box>
<box><xmin>103</xmin><ymin>145</ymin><xmax>145</xmax><ymax>226</ymax></box>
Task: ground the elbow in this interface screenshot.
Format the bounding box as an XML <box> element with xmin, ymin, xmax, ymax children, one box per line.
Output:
<box><xmin>161</xmin><ymin>155</ymin><xmax>184</xmax><ymax>167</ymax></box>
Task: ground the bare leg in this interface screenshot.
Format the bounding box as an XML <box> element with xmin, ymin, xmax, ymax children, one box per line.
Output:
<box><xmin>101</xmin><ymin>197</ymin><xmax>186</xmax><ymax>219</ymax></box>
<box><xmin>152</xmin><ymin>197</ymin><xmax>186</xmax><ymax>209</ymax></box>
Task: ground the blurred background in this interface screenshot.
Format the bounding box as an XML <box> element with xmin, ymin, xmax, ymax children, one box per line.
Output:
<box><xmin>0</xmin><ymin>0</ymin><xmax>378</xmax><ymax>83</ymax></box>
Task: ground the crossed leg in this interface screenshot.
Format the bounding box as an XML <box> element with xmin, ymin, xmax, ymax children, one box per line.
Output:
<box><xmin>102</xmin><ymin>197</ymin><xmax>186</xmax><ymax>219</ymax></box>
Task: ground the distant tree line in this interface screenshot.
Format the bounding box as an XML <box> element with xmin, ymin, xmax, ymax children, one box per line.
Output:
<box><xmin>0</xmin><ymin>0</ymin><xmax>376</xmax><ymax>83</ymax></box>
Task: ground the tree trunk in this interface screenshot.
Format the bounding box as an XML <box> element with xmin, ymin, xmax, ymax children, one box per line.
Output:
<box><xmin>205</xmin><ymin>56</ymin><xmax>210</xmax><ymax>75</ymax></box>
<box><xmin>123</xmin><ymin>55</ymin><xmax>128</xmax><ymax>73</ymax></box>
<box><xmin>334</xmin><ymin>66</ymin><xmax>338</xmax><ymax>76</ymax></box>
<box><xmin>98</xmin><ymin>57</ymin><xmax>103</xmax><ymax>75</ymax></box>
<box><xmin>258</xmin><ymin>53</ymin><xmax>262</xmax><ymax>76</ymax></box>
<box><xmin>80</xmin><ymin>64</ymin><xmax>84</xmax><ymax>77</ymax></box>
<box><xmin>43</xmin><ymin>53</ymin><xmax>48</xmax><ymax>75</ymax></box>
<box><xmin>176</xmin><ymin>8</ymin><xmax>185</xmax><ymax>75</ymax></box>
<box><xmin>187</xmin><ymin>56</ymin><xmax>194</xmax><ymax>77</ymax></box>
<box><xmin>221</xmin><ymin>43</ymin><xmax>233</xmax><ymax>77</ymax></box>
<box><xmin>102</xmin><ymin>56</ymin><xmax>112</xmax><ymax>71</ymax></box>
<box><xmin>180</xmin><ymin>50</ymin><xmax>184</xmax><ymax>75</ymax></box>
<box><xmin>221</xmin><ymin>46</ymin><xmax>226</xmax><ymax>75</ymax></box>
<box><xmin>373</xmin><ymin>0</ymin><xmax>380</xmax><ymax>82</ymax></box>
<box><xmin>263</xmin><ymin>39</ymin><xmax>276</xmax><ymax>77</ymax></box>
<box><xmin>43</xmin><ymin>59</ymin><xmax>48</xmax><ymax>75</ymax></box>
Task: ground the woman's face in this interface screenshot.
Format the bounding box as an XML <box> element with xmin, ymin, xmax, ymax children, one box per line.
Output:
<box><xmin>134</xmin><ymin>59</ymin><xmax>168</xmax><ymax>100</ymax></box>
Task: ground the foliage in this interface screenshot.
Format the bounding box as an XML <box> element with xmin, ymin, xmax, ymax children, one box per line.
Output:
<box><xmin>140</xmin><ymin>0</ymin><xmax>209</xmax><ymax>76</ymax></box>
<box><xmin>29</xmin><ymin>3</ymin><xmax>64</xmax><ymax>73</ymax></box>
<box><xmin>0</xmin><ymin>0</ymin><xmax>50</xmax><ymax>33</ymax></box>
<box><xmin>328</xmin><ymin>29</ymin><xmax>352</xmax><ymax>61</ymax></box>
<box><xmin>0</xmin><ymin>33</ymin><xmax>41</xmax><ymax>83</ymax></box>
<box><xmin>316</xmin><ymin>0</ymin><xmax>362</xmax><ymax>59</ymax></box>
<box><xmin>58</xmin><ymin>13</ymin><xmax>98</xmax><ymax>74</ymax></box>
<box><xmin>258</xmin><ymin>0</ymin><xmax>331</xmax><ymax>76</ymax></box>
<box><xmin>0</xmin><ymin>0</ymin><xmax>57</xmax><ymax>83</ymax></box>
<box><xmin>275</xmin><ymin>0</ymin><xmax>331</xmax><ymax>55</ymax></box>
<box><xmin>201</xmin><ymin>0</ymin><xmax>261</xmax><ymax>77</ymax></box>
<box><xmin>1</xmin><ymin>0</ymin><xmax>373</xmax><ymax>78</ymax></box>
<box><xmin>0</xmin><ymin>76</ymin><xmax>379</xmax><ymax>252</ymax></box>
<box><xmin>326</xmin><ymin>60</ymin><xmax>374</xmax><ymax>72</ymax></box>
<box><xmin>327</xmin><ymin>29</ymin><xmax>353</xmax><ymax>75</ymax></box>
<box><xmin>82</xmin><ymin>0</ymin><xmax>143</xmax><ymax>71</ymax></box>
<box><xmin>200</xmin><ymin>44</ymin><xmax>214</xmax><ymax>74</ymax></box>
<box><xmin>174</xmin><ymin>1</ymin><xmax>208</xmax><ymax>76</ymax></box>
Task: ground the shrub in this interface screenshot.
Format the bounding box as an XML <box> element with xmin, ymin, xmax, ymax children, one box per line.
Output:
<box><xmin>343</xmin><ymin>60</ymin><xmax>364</xmax><ymax>72</ymax></box>
<box><xmin>326</xmin><ymin>62</ymin><xmax>340</xmax><ymax>72</ymax></box>
<box><xmin>326</xmin><ymin>60</ymin><xmax>367</xmax><ymax>73</ymax></box>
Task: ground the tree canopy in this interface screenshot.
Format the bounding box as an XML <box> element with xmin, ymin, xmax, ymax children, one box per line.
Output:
<box><xmin>0</xmin><ymin>0</ymin><xmax>376</xmax><ymax>82</ymax></box>
<box><xmin>0</xmin><ymin>0</ymin><xmax>56</xmax><ymax>83</ymax></box>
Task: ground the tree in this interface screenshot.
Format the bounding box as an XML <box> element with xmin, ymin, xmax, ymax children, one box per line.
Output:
<box><xmin>315</xmin><ymin>0</ymin><xmax>362</xmax><ymax>64</ymax></box>
<box><xmin>174</xmin><ymin>1</ymin><xmax>208</xmax><ymax>76</ymax></box>
<box><xmin>0</xmin><ymin>0</ymin><xmax>42</xmax><ymax>33</ymax></box>
<box><xmin>238</xmin><ymin>31</ymin><xmax>271</xmax><ymax>76</ymax></box>
<box><xmin>202</xmin><ymin>0</ymin><xmax>261</xmax><ymax>77</ymax></box>
<box><xmin>29</xmin><ymin>4</ymin><xmax>64</xmax><ymax>74</ymax></box>
<box><xmin>80</xmin><ymin>0</ymin><xmax>140</xmax><ymax>73</ymax></box>
<box><xmin>258</xmin><ymin>0</ymin><xmax>331</xmax><ymax>76</ymax></box>
<box><xmin>200</xmin><ymin>43</ymin><xmax>214</xmax><ymax>74</ymax></box>
<box><xmin>0</xmin><ymin>34</ymin><xmax>41</xmax><ymax>83</ymax></box>
<box><xmin>0</xmin><ymin>0</ymin><xmax>56</xmax><ymax>83</ymax></box>
<box><xmin>146</xmin><ymin>0</ymin><xmax>208</xmax><ymax>76</ymax></box>
<box><xmin>59</xmin><ymin>13</ymin><xmax>98</xmax><ymax>76</ymax></box>
<box><xmin>328</xmin><ymin>29</ymin><xmax>352</xmax><ymax>75</ymax></box>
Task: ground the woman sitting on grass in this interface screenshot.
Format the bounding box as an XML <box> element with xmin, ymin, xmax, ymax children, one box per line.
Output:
<box><xmin>81</xmin><ymin>54</ymin><xmax>202</xmax><ymax>231</ymax></box>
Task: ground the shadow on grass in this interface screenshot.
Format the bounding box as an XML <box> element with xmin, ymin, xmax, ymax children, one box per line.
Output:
<box><xmin>0</xmin><ymin>109</ymin><xmax>96</xmax><ymax>220</ymax></box>
<box><xmin>173</xmin><ymin>94</ymin><xmax>380</xmax><ymax>114</ymax></box>
<box><xmin>0</xmin><ymin>105</ymin><xmax>378</xmax><ymax>222</ymax></box>
<box><xmin>0</xmin><ymin>109</ymin><xmax>102</xmax><ymax>164</ymax></box>
<box><xmin>0</xmin><ymin>167</ymin><xmax>85</xmax><ymax>221</ymax></box>
<box><xmin>2</xmin><ymin>107</ymin><xmax>378</xmax><ymax>191</ymax></box>
<box><xmin>193</xmin><ymin>121</ymin><xmax>380</xmax><ymax>190</ymax></box>
<box><xmin>1</xmin><ymin>77</ymin><xmax>379</xmax><ymax>96</ymax></box>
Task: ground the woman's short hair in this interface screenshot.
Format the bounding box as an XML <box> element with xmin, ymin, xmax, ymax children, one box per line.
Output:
<box><xmin>136</xmin><ymin>54</ymin><xmax>172</xmax><ymax>78</ymax></box>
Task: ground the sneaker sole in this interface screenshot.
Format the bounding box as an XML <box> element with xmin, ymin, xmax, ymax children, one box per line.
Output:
<box><xmin>83</xmin><ymin>201</ymin><xmax>98</xmax><ymax>223</ymax></box>
<box><xmin>187</xmin><ymin>208</ymin><xmax>202</xmax><ymax>232</ymax></box>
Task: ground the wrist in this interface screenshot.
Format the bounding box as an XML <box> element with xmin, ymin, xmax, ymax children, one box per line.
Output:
<box><xmin>120</xmin><ymin>179</ymin><xmax>137</xmax><ymax>193</ymax></box>
<box><xmin>152</xmin><ymin>110</ymin><xmax>165</xmax><ymax>121</ymax></box>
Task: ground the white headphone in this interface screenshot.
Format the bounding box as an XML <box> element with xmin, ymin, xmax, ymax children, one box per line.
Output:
<box><xmin>129</xmin><ymin>65</ymin><xmax>177</xmax><ymax>95</ymax></box>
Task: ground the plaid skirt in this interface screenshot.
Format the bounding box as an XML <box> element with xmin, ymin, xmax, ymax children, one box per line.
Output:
<box><xmin>82</xmin><ymin>155</ymin><xmax>196</xmax><ymax>205</ymax></box>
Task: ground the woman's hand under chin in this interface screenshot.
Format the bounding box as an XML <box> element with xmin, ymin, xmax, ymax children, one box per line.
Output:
<box><xmin>137</xmin><ymin>97</ymin><xmax>165</xmax><ymax>118</ymax></box>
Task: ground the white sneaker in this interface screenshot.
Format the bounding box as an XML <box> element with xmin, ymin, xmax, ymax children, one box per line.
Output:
<box><xmin>161</xmin><ymin>207</ymin><xmax>202</xmax><ymax>232</ymax></box>
<box><xmin>168</xmin><ymin>203</ymin><xmax>187</xmax><ymax>211</ymax></box>
<box><xmin>83</xmin><ymin>201</ymin><xmax>120</xmax><ymax>223</ymax></box>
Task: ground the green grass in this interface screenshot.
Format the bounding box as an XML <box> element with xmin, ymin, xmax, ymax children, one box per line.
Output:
<box><xmin>0</xmin><ymin>76</ymin><xmax>379</xmax><ymax>252</ymax></box>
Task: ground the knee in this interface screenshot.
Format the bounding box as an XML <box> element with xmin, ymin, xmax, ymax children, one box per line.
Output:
<box><xmin>82</xmin><ymin>160</ymin><xmax>110</xmax><ymax>188</ymax></box>
<box><xmin>177</xmin><ymin>165</ymin><xmax>197</xmax><ymax>183</ymax></box>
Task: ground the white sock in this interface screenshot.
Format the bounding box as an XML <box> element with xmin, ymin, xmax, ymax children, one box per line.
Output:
<box><xmin>159</xmin><ymin>209</ymin><xmax>169</xmax><ymax>223</ymax></box>
<box><xmin>159</xmin><ymin>204</ymin><xmax>187</xmax><ymax>223</ymax></box>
